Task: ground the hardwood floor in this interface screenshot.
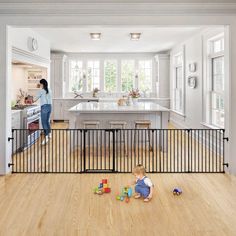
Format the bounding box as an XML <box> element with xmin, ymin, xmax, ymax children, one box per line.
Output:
<box><xmin>0</xmin><ymin>173</ymin><xmax>236</xmax><ymax>236</ymax></box>
<box><xmin>3</xmin><ymin>122</ymin><xmax>233</xmax><ymax>235</ymax></box>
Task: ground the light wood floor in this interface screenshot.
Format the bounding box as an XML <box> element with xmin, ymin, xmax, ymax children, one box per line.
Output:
<box><xmin>0</xmin><ymin>173</ymin><xmax>236</xmax><ymax>236</ymax></box>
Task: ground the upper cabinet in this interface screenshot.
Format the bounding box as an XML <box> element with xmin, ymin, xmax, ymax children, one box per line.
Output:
<box><xmin>51</xmin><ymin>54</ymin><xmax>67</xmax><ymax>98</ymax></box>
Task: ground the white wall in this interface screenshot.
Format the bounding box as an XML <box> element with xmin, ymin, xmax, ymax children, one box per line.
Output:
<box><xmin>170</xmin><ymin>27</ymin><xmax>224</xmax><ymax>129</ymax></box>
<box><xmin>10</xmin><ymin>28</ymin><xmax>50</xmax><ymax>60</ymax></box>
<box><xmin>11</xmin><ymin>66</ymin><xmax>27</xmax><ymax>101</ymax></box>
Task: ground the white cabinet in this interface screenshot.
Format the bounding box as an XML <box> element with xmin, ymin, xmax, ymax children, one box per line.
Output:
<box><xmin>11</xmin><ymin>110</ymin><xmax>21</xmax><ymax>129</ymax></box>
<box><xmin>50</xmin><ymin>54</ymin><xmax>67</xmax><ymax>98</ymax></box>
<box><xmin>11</xmin><ymin>110</ymin><xmax>22</xmax><ymax>153</ymax></box>
<box><xmin>52</xmin><ymin>100</ymin><xmax>64</xmax><ymax>120</ymax></box>
<box><xmin>52</xmin><ymin>99</ymin><xmax>99</xmax><ymax>121</ymax></box>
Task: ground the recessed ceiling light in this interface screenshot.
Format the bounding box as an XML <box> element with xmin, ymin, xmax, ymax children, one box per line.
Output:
<box><xmin>90</xmin><ymin>33</ymin><xmax>101</xmax><ymax>40</ymax></box>
<box><xmin>130</xmin><ymin>33</ymin><xmax>141</xmax><ymax>41</ymax></box>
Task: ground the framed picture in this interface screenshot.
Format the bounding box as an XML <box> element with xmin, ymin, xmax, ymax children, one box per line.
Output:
<box><xmin>188</xmin><ymin>76</ymin><xmax>197</xmax><ymax>89</ymax></box>
<box><xmin>189</xmin><ymin>62</ymin><xmax>197</xmax><ymax>72</ymax></box>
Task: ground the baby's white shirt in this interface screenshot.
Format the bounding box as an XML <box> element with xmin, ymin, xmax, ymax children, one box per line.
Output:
<box><xmin>137</xmin><ymin>176</ymin><xmax>153</xmax><ymax>187</ymax></box>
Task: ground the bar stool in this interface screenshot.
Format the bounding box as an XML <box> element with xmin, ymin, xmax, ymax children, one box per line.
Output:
<box><xmin>109</xmin><ymin>121</ymin><xmax>127</xmax><ymax>129</ymax></box>
<box><xmin>83</xmin><ymin>120</ymin><xmax>100</xmax><ymax>129</ymax></box>
<box><xmin>109</xmin><ymin>121</ymin><xmax>127</xmax><ymax>156</ymax></box>
<box><xmin>134</xmin><ymin>120</ymin><xmax>153</xmax><ymax>152</ymax></box>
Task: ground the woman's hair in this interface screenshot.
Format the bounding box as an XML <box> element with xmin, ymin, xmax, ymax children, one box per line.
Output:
<box><xmin>39</xmin><ymin>79</ymin><xmax>49</xmax><ymax>94</ymax></box>
<box><xmin>133</xmin><ymin>164</ymin><xmax>146</xmax><ymax>175</ymax></box>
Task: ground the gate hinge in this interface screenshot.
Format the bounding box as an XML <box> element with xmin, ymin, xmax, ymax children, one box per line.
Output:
<box><xmin>223</xmin><ymin>137</ymin><xmax>229</xmax><ymax>142</ymax></box>
<box><xmin>8</xmin><ymin>163</ymin><xmax>14</xmax><ymax>167</ymax></box>
<box><xmin>223</xmin><ymin>163</ymin><xmax>229</xmax><ymax>168</ymax></box>
<box><xmin>8</xmin><ymin>137</ymin><xmax>14</xmax><ymax>142</ymax></box>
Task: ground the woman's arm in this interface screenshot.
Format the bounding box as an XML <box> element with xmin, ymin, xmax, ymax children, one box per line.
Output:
<box><xmin>33</xmin><ymin>90</ymin><xmax>42</xmax><ymax>103</ymax></box>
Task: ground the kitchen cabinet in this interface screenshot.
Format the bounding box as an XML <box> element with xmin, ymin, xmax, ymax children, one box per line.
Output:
<box><xmin>11</xmin><ymin>110</ymin><xmax>22</xmax><ymax>153</ymax></box>
<box><xmin>52</xmin><ymin>98</ymin><xmax>99</xmax><ymax>121</ymax></box>
<box><xmin>12</xmin><ymin>110</ymin><xmax>21</xmax><ymax>129</ymax></box>
<box><xmin>50</xmin><ymin>54</ymin><xmax>67</xmax><ymax>98</ymax></box>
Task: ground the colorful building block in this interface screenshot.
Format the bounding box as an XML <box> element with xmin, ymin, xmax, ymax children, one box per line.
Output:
<box><xmin>93</xmin><ymin>179</ymin><xmax>111</xmax><ymax>195</ymax></box>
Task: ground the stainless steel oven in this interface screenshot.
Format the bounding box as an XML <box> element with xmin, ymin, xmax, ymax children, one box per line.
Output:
<box><xmin>22</xmin><ymin>106</ymin><xmax>41</xmax><ymax>148</ymax></box>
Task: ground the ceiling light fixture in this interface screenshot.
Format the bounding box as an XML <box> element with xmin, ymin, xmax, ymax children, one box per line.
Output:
<box><xmin>90</xmin><ymin>33</ymin><xmax>101</xmax><ymax>40</ymax></box>
<box><xmin>130</xmin><ymin>33</ymin><xmax>141</xmax><ymax>41</ymax></box>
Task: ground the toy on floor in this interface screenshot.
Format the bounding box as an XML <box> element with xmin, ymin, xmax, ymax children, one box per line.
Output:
<box><xmin>173</xmin><ymin>187</ymin><xmax>182</xmax><ymax>196</ymax></box>
<box><xmin>116</xmin><ymin>186</ymin><xmax>133</xmax><ymax>203</ymax></box>
<box><xmin>93</xmin><ymin>179</ymin><xmax>111</xmax><ymax>195</ymax></box>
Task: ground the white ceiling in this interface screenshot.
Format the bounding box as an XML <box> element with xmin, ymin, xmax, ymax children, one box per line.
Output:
<box><xmin>34</xmin><ymin>27</ymin><xmax>202</xmax><ymax>53</ymax></box>
<box><xmin>1</xmin><ymin>0</ymin><xmax>234</xmax><ymax>3</ymax></box>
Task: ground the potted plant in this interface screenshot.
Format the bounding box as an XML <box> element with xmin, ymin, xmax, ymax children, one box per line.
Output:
<box><xmin>93</xmin><ymin>88</ymin><xmax>100</xmax><ymax>98</ymax></box>
<box><xmin>129</xmin><ymin>88</ymin><xmax>140</xmax><ymax>105</ymax></box>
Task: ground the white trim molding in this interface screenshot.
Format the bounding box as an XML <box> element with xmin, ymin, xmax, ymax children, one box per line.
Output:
<box><xmin>0</xmin><ymin>3</ymin><xmax>236</xmax><ymax>16</ymax></box>
<box><xmin>12</xmin><ymin>47</ymin><xmax>50</xmax><ymax>66</ymax></box>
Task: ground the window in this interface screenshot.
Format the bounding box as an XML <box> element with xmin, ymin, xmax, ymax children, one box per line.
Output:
<box><xmin>104</xmin><ymin>60</ymin><xmax>117</xmax><ymax>92</ymax></box>
<box><xmin>87</xmin><ymin>60</ymin><xmax>100</xmax><ymax>91</ymax></box>
<box><xmin>121</xmin><ymin>60</ymin><xmax>135</xmax><ymax>92</ymax></box>
<box><xmin>210</xmin><ymin>38</ymin><xmax>224</xmax><ymax>127</ymax></box>
<box><xmin>212</xmin><ymin>37</ymin><xmax>224</xmax><ymax>54</ymax></box>
<box><xmin>138</xmin><ymin>60</ymin><xmax>152</xmax><ymax>93</ymax></box>
<box><xmin>173</xmin><ymin>54</ymin><xmax>184</xmax><ymax>113</ymax></box>
<box><xmin>69</xmin><ymin>60</ymin><xmax>83</xmax><ymax>92</ymax></box>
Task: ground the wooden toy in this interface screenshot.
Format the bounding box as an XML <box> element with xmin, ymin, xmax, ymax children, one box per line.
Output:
<box><xmin>116</xmin><ymin>186</ymin><xmax>133</xmax><ymax>203</ymax></box>
<box><xmin>93</xmin><ymin>179</ymin><xmax>111</xmax><ymax>195</ymax></box>
<box><xmin>173</xmin><ymin>187</ymin><xmax>182</xmax><ymax>196</ymax></box>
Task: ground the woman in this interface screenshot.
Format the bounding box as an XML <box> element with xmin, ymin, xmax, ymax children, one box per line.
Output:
<box><xmin>34</xmin><ymin>79</ymin><xmax>52</xmax><ymax>145</ymax></box>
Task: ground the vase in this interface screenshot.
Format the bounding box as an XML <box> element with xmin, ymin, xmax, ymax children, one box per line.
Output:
<box><xmin>132</xmin><ymin>98</ymin><xmax>138</xmax><ymax>105</ymax></box>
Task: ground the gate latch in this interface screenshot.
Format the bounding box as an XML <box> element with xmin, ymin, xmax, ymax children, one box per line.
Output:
<box><xmin>8</xmin><ymin>137</ymin><xmax>14</xmax><ymax>142</ymax></box>
<box><xmin>8</xmin><ymin>163</ymin><xmax>14</xmax><ymax>167</ymax></box>
<box><xmin>223</xmin><ymin>137</ymin><xmax>229</xmax><ymax>142</ymax></box>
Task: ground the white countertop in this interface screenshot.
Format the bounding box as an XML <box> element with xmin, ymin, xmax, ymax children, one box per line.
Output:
<box><xmin>53</xmin><ymin>97</ymin><xmax>170</xmax><ymax>101</ymax></box>
<box><xmin>69</xmin><ymin>102</ymin><xmax>169</xmax><ymax>113</ymax></box>
<box><xmin>53</xmin><ymin>98</ymin><xmax>99</xmax><ymax>101</ymax></box>
<box><xmin>11</xmin><ymin>109</ymin><xmax>22</xmax><ymax>114</ymax></box>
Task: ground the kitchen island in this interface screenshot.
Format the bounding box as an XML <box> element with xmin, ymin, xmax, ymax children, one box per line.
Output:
<box><xmin>68</xmin><ymin>102</ymin><xmax>169</xmax><ymax>129</ymax></box>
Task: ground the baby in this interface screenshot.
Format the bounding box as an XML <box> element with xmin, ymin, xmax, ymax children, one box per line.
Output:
<box><xmin>132</xmin><ymin>164</ymin><xmax>154</xmax><ymax>202</ymax></box>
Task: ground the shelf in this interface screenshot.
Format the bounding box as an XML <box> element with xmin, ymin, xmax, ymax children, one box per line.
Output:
<box><xmin>28</xmin><ymin>79</ymin><xmax>41</xmax><ymax>81</ymax></box>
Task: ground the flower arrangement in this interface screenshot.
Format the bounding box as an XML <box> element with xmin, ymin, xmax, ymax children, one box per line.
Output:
<box><xmin>129</xmin><ymin>88</ymin><xmax>140</xmax><ymax>98</ymax></box>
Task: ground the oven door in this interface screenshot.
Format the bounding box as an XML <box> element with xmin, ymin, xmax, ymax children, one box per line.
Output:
<box><xmin>24</xmin><ymin>114</ymin><xmax>41</xmax><ymax>148</ymax></box>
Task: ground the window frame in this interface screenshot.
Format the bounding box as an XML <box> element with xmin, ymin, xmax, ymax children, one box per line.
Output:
<box><xmin>138</xmin><ymin>60</ymin><xmax>153</xmax><ymax>94</ymax></box>
<box><xmin>68</xmin><ymin>59</ymin><xmax>83</xmax><ymax>93</ymax></box>
<box><xmin>86</xmin><ymin>60</ymin><xmax>100</xmax><ymax>92</ymax></box>
<box><xmin>208</xmin><ymin>37</ymin><xmax>225</xmax><ymax>128</ymax></box>
<box><xmin>104</xmin><ymin>59</ymin><xmax>118</xmax><ymax>93</ymax></box>
<box><xmin>172</xmin><ymin>51</ymin><xmax>185</xmax><ymax>115</ymax></box>
<box><xmin>120</xmin><ymin>59</ymin><xmax>135</xmax><ymax>93</ymax></box>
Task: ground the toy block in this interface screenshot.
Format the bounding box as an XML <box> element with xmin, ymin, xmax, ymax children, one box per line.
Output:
<box><xmin>103</xmin><ymin>184</ymin><xmax>108</xmax><ymax>188</ymax></box>
<box><xmin>102</xmin><ymin>179</ymin><xmax>107</xmax><ymax>184</ymax></box>
<box><xmin>104</xmin><ymin>188</ymin><xmax>111</xmax><ymax>193</ymax></box>
<box><xmin>99</xmin><ymin>183</ymin><xmax>103</xmax><ymax>188</ymax></box>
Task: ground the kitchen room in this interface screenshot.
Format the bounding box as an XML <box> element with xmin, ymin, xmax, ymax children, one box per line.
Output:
<box><xmin>0</xmin><ymin>1</ymin><xmax>236</xmax><ymax>235</ymax></box>
<box><xmin>10</xmin><ymin>26</ymin><xmax>226</xmax><ymax>149</ymax></box>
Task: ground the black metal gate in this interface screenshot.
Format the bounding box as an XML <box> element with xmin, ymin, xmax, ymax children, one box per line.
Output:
<box><xmin>9</xmin><ymin>128</ymin><xmax>228</xmax><ymax>173</ymax></box>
